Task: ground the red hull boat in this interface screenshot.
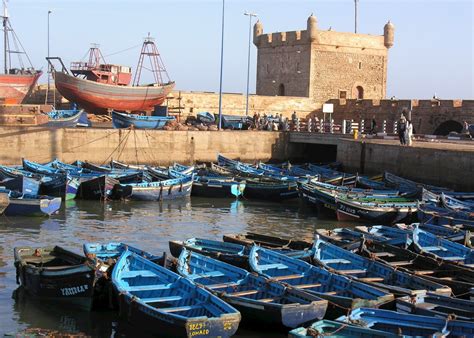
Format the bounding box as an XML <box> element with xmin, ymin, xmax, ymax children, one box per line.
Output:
<box><xmin>51</xmin><ymin>37</ymin><xmax>174</xmax><ymax>114</ymax></box>
<box><xmin>0</xmin><ymin>72</ymin><xmax>42</xmax><ymax>104</ymax></box>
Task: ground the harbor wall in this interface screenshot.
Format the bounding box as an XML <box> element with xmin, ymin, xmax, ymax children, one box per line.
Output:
<box><xmin>0</xmin><ymin>127</ymin><xmax>299</xmax><ymax>166</ymax></box>
<box><xmin>337</xmin><ymin>139</ymin><xmax>474</xmax><ymax>191</ymax></box>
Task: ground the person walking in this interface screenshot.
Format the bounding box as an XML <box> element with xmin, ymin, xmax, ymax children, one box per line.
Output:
<box><xmin>406</xmin><ymin>119</ymin><xmax>413</xmax><ymax>146</ymax></box>
<box><xmin>398</xmin><ymin>115</ymin><xmax>407</xmax><ymax>145</ymax></box>
<box><xmin>370</xmin><ymin>116</ymin><xmax>377</xmax><ymax>135</ymax></box>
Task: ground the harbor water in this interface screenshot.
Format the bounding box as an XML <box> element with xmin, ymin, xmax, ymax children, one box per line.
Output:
<box><xmin>0</xmin><ymin>197</ymin><xmax>344</xmax><ymax>337</ymax></box>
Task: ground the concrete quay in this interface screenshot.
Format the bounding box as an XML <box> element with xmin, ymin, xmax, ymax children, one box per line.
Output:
<box><xmin>0</xmin><ymin>126</ymin><xmax>472</xmax><ymax>191</ymax></box>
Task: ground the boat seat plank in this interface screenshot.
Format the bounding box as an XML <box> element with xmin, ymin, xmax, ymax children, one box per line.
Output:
<box><xmin>127</xmin><ymin>283</ymin><xmax>173</xmax><ymax>292</ymax></box>
<box><xmin>208</xmin><ymin>282</ymin><xmax>240</xmax><ymax>289</ymax></box>
<box><xmin>161</xmin><ymin>305</ymin><xmax>201</xmax><ymax>313</ymax></box>
<box><xmin>414</xmin><ymin>270</ymin><xmax>435</xmax><ymax>275</ymax></box>
<box><xmin>423</xmin><ymin>246</ymin><xmax>448</xmax><ymax>252</ymax></box>
<box><xmin>297</xmin><ymin>283</ymin><xmax>321</xmax><ymax>289</ymax></box>
<box><xmin>122</xmin><ymin>271</ymin><xmax>157</xmax><ymax>278</ymax></box>
<box><xmin>142</xmin><ymin>295</ymin><xmax>183</xmax><ymax>303</ymax></box>
<box><xmin>272</xmin><ymin>274</ymin><xmax>303</xmax><ymax>281</ymax></box>
<box><xmin>322</xmin><ymin>259</ymin><xmax>351</xmax><ymax>264</ymax></box>
<box><xmin>259</xmin><ymin>263</ymin><xmax>288</xmax><ymax>270</ymax></box>
<box><xmin>191</xmin><ymin>271</ymin><xmax>226</xmax><ymax>279</ymax></box>
<box><xmin>229</xmin><ymin>289</ymin><xmax>259</xmax><ymax>297</ymax></box>
<box><xmin>389</xmin><ymin>261</ymin><xmax>413</xmax><ymax>266</ymax></box>
<box><xmin>371</xmin><ymin>252</ymin><xmax>395</xmax><ymax>257</ymax></box>
<box><xmin>358</xmin><ymin>277</ymin><xmax>385</xmax><ymax>282</ymax></box>
<box><xmin>258</xmin><ymin>298</ymin><xmax>275</xmax><ymax>303</ymax></box>
<box><xmin>338</xmin><ymin>269</ymin><xmax>367</xmax><ymax>275</ymax></box>
<box><xmin>441</xmin><ymin>256</ymin><xmax>465</xmax><ymax>261</ymax></box>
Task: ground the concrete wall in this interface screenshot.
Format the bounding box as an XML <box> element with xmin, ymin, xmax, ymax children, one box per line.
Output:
<box><xmin>0</xmin><ymin>127</ymin><xmax>299</xmax><ymax>166</ymax></box>
<box><xmin>327</xmin><ymin>99</ymin><xmax>474</xmax><ymax>135</ymax></box>
<box><xmin>337</xmin><ymin>139</ymin><xmax>474</xmax><ymax>191</ymax></box>
<box><xmin>167</xmin><ymin>91</ymin><xmax>320</xmax><ymax>119</ymax></box>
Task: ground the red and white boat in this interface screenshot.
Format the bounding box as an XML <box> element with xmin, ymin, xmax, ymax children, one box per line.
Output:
<box><xmin>50</xmin><ymin>37</ymin><xmax>175</xmax><ymax>114</ymax></box>
<box><xmin>0</xmin><ymin>4</ymin><xmax>42</xmax><ymax>104</ymax></box>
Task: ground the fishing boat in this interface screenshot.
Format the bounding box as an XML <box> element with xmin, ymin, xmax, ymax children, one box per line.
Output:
<box><xmin>49</xmin><ymin>39</ymin><xmax>175</xmax><ymax>114</ymax></box>
<box><xmin>289</xmin><ymin>320</ymin><xmax>398</xmax><ymax>338</ymax></box>
<box><xmin>192</xmin><ymin>176</ymin><xmax>245</xmax><ymax>199</ymax></box>
<box><xmin>14</xmin><ymin>246</ymin><xmax>96</xmax><ymax>310</ymax></box>
<box><xmin>335</xmin><ymin>195</ymin><xmax>417</xmax><ymax>224</ymax></box>
<box><xmin>112</xmin><ymin>251</ymin><xmax>241</xmax><ymax>338</ymax></box>
<box><xmin>1</xmin><ymin>189</ymin><xmax>61</xmax><ymax>216</ymax></box>
<box><xmin>46</xmin><ymin>109</ymin><xmax>90</xmax><ymax>128</ymax></box>
<box><xmin>354</xmin><ymin>225</ymin><xmax>412</xmax><ymax>247</ymax></box>
<box><xmin>177</xmin><ymin>249</ymin><xmax>328</xmax><ymax>328</ymax></box>
<box><xmin>248</xmin><ymin>246</ymin><xmax>394</xmax><ymax>317</ymax></box>
<box><xmin>313</xmin><ymin>238</ymin><xmax>451</xmax><ymax>297</ymax></box>
<box><xmin>0</xmin><ymin>3</ymin><xmax>42</xmax><ymax>104</ymax></box>
<box><xmin>197</xmin><ymin>112</ymin><xmax>215</xmax><ymax>124</ymax></box>
<box><xmin>111</xmin><ymin>174</ymin><xmax>193</xmax><ymax>201</ymax></box>
<box><xmin>169</xmin><ymin>238</ymin><xmax>313</xmax><ymax>269</ymax></box>
<box><xmin>359</xmin><ymin>239</ymin><xmax>474</xmax><ymax>297</ymax></box>
<box><xmin>396</xmin><ymin>292</ymin><xmax>474</xmax><ymax>321</ymax></box>
<box><xmin>337</xmin><ymin>307</ymin><xmax>474</xmax><ymax>337</ymax></box>
<box><xmin>84</xmin><ymin>242</ymin><xmax>163</xmax><ymax>263</ymax></box>
<box><xmin>412</xmin><ymin>226</ymin><xmax>474</xmax><ymax>266</ymax></box>
<box><xmin>397</xmin><ymin>222</ymin><xmax>473</xmax><ymax>248</ymax></box>
<box><xmin>222</xmin><ymin>232</ymin><xmax>312</xmax><ymax>250</ymax></box>
<box><xmin>0</xmin><ymin>175</ymin><xmax>40</xmax><ymax>195</ymax></box>
<box><xmin>244</xmin><ymin>179</ymin><xmax>299</xmax><ymax>201</ymax></box>
<box><xmin>112</xmin><ymin>111</ymin><xmax>175</xmax><ymax>129</ymax></box>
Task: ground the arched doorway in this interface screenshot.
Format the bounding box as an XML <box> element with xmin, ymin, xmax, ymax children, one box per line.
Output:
<box><xmin>278</xmin><ymin>83</ymin><xmax>285</xmax><ymax>96</ymax></box>
<box><xmin>356</xmin><ymin>86</ymin><xmax>364</xmax><ymax>99</ymax></box>
<box><xmin>433</xmin><ymin>120</ymin><xmax>463</xmax><ymax>136</ymax></box>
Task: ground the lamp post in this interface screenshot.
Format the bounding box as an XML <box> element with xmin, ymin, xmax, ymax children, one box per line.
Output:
<box><xmin>244</xmin><ymin>11</ymin><xmax>257</xmax><ymax>116</ymax></box>
<box><xmin>45</xmin><ymin>10</ymin><xmax>52</xmax><ymax>104</ymax></box>
<box><xmin>217</xmin><ymin>0</ymin><xmax>225</xmax><ymax>130</ymax></box>
<box><xmin>354</xmin><ymin>0</ymin><xmax>359</xmax><ymax>33</ymax></box>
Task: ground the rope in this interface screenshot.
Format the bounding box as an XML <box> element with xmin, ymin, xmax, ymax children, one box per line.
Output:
<box><xmin>100</xmin><ymin>129</ymin><xmax>132</xmax><ymax>166</ymax></box>
<box><xmin>133</xmin><ymin>129</ymin><xmax>139</xmax><ymax>166</ymax></box>
<box><xmin>103</xmin><ymin>44</ymin><xmax>142</xmax><ymax>58</ymax></box>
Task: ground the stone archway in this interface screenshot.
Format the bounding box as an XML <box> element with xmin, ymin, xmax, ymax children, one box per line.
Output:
<box><xmin>278</xmin><ymin>83</ymin><xmax>285</xmax><ymax>96</ymax></box>
<box><xmin>433</xmin><ymin>120</ymin><xmax>463</xmax><ymax>136</ymax></box>
<box><xmin>356</xmin><ymin>86</ymin><xmax>364</xmax><ymax>99</ymax></box>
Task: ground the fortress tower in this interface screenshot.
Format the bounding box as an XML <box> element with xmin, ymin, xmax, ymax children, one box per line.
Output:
<box><xmin>253</xmin><ymin>15</ymin><xmax>394</xmax><ymax>101</ymax></box>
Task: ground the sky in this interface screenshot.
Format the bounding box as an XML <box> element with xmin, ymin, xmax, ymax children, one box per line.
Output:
<box><xmin>5</xmin><ymin>0</ymin><xmax>474</xmax><ymax>99</ymax></box>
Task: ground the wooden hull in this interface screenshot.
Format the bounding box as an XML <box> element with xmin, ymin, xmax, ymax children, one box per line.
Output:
<box><xmin>14</xmin><ymin>246</ymin><xmax>96</xmax><ymax>310</ymax></box>
<box><xmin>112</xmin><ymin>111</ymin><xmax>174</xmax><ymax>129</ymax></box>
<box><xmin>289</xmin><ymin>320</ymin><xmax>399</xmax><ymax>338</ymax></box>
<box><xmin>54</xmin><ymin>71</ymin><xmax>175</xmax><ymax>113</ymax></box>
<box><xmin>77</xmin><ymin>175</ymin><xmax>118</xmax><ymax>200</ymax></box>
<box><xmin>223</xmin><ymin>232</ymin><xmax>312</xmax><ymax>250</ymax></box>
<box><xmin>244</xmin><ymin>181</ymin><xmax>299</xmax><ymax>201</ymax></box>
<box><xmin>0</xmin><ymin>176</ymin><xmax>40</xmax><ymax>195</ymax></box>
<box><xmin>192</xmin><ymin>180</ymin><xmax>245</xmax><ymax>198</ymax></box>
<box><xmin>46</xmin><ymin>111</ymin><xmax>86</xmax><ymax>128</ymax></box>
<box><xmin>4</xmin><ymin>196</ymin><xmax>61</xmax><ymax>216</ymax></box>
<box><xmin>0</xmin><ymin>72</ymin><xmax>42</xmax><ymax>104</ymax></box>
<box><xmin>112</xmin><ymin>179</ymin><xmax>193</xmax><ymax>201</ymax></box>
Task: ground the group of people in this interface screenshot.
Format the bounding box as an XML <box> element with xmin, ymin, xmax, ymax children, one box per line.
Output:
<box><xmin>252</xmin><ymin>112</ymin><xmax>290</xmax><ymax>131</ymax></box>
<box><xmin>398</xmin><ymin>114</ymin><xmax>413</xmax><ymax>146</ymax></box>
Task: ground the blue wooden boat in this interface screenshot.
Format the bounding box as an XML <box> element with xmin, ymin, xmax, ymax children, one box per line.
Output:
<box><xmin>359</xmin><ymin>239</ymin><xmax>474</xmax><ymax>297</ymax></box>
<box><xmin>112</xmin><ymin>111</ymin><xmax>175</xmax><ymax>129</ymax></box>
<box><xmin>222</xmin><ymin>232</ymin><xmax>312</xmax><ymax>250</ymax></box>
<box><xmin>112</xmin><ymin>251</ymin><xmax>241</xmax><ymax>338</ymax></box>
<box><xmin>354</xmin><ymin>225</ymin><xmax>412</xmax><ymax>247</ymax></box>
<box><xmin>397</xmin><ymin>222</ymin><xmax>473</xmax><ymax>248</ymax></box>
<box><xmin>23</xmin><ymin>158</ymin><xmax>65</xmax><ymax>176</ymax></box>
<box><xmin>14</xmin><ymin>246</ymin><xmax>96</xmax><ymax>310</ymax></box>
<box><xmin>0</xmin><ymin>175</ymin><xmax>40</xmax><ymax>195</ymax></box>
<box><xmin>0</xmin><ymin>189</ymin><xmax>61</xmax><ymax>216</ymax></box>
<box><xmin>397</xmin><ymin>292</ymin><xmax>474</xmax><ymax>321</ymax></box>
<box><xmin>83</xmin><ymin>242</ymin><xmax>162</xmax><ymax>262</ymax></box>
<box><xmin>244</xmin><ymin>178</ymin><xmax>299</xmax><ymax>201</ymax></box>
<box><xmin>289</xmin><ymin>320</ymin><xmax>398</xmax><ymax>338</ymax></box>
<box><xmin>169</xmin><ymin>238</ymin><xmax>313</xmax><ymax>269</ymax></box>
<box><xmin>177</xmin><ymin>249</ymin><xmax>328</xmax><ymax>328</ymax></box>
<box><xmin>315</xmin><ymin>227</ymin><xmax>408</xmax><ymax>249</ymax></box>
<box><xmin>111</xmin><ymin>174</ymin><xmax>193</xmax><ymax>201</ymax></box>
<box><xmin>412</xmin><ymin>226</ymin><xmax>474</xmax><ymax>266</ymax></box>
<box><xmin>337</xmin><ymin>307</ymin><xmax>474</xmax><ymax>337</ymax></box>
<box><xmin>356</xmin><ymin>175</ymin><xmax>391</xmax><ymax>190</ymax></box>
<box><xmin>336</xmin><ymin>195</ymin><xmax>417</xmax><ymax>224</ymax></box>
<box><xmin>248</xmin><ymin>246</ymin><xmax>394</xmax><ymax>317</ymax></box>
<box><xmin>192</xmin><ymin>176</ymin><xmax>245</xmax><ymax>198</ymax></box>
<box><xmin>383</xmin><ymin>172</ymin><xmax>450</xmax><ymax>197</ymax></box>
<box><xmin>46</xmin><ymin>109</ymin><xmax>90</xmax><ymax>128</ymax></box>
<box><xmin>313</xmin><ymin>238</ymin><xmax>451</xmax><ymax>297</ymax></box>
<box><xmin>197</xmin><ymin>112</ymin><xmax>215</xmax><ymax>124</ymax></box>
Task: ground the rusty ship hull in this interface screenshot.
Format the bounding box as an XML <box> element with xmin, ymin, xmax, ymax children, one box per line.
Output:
<box><xmin>0</xmin><ymin>72</ymin><xmax>42</xmax><ymax>104</ymax></box>
<box><xmin>53</xmin><ymin>71</ymin><xmax>175</xmax><ymax>113</ymax></box>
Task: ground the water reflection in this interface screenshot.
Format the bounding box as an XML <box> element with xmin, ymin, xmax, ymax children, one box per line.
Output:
<box><xmin>0</xmin><ymin>197</ymin><xmax>342</xmax><ymax>336</ymax></box>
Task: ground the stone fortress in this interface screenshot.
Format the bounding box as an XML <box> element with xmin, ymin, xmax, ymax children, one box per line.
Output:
<box><xmin>253</xmin><ymin>14</ymin><xmax>394</xmax><ymax>102</ymax></box>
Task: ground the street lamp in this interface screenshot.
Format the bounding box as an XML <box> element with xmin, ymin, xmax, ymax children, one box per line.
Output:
<box><xmin>354</xmin><ymin>0</ymin><xmax>359</xmax><ymax>33</ymax></box>
<box><xmin>244</xmin><ymin>11</ymin><xmax>257</xmax><ymax>116</ymax></box>
<box><xmin>45</xmin><ymin>10</ymin><xmax>52</xmax><ymax>105</ymax></box>
<box><xmin>217</xmin><ymin>0</ymin><xmax>225</xmax><ymax>130</ymax></box>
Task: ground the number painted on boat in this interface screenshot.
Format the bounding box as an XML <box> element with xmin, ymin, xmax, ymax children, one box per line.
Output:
<box><xmin>188</xmin><ymin>322</ymin><xmax>210</xmax><ymax>337</ymax></box>
<box><xmin>223</xmin><ymin>321</ymin><xmax>235</xmax><ymax>330</ymax></box>
<box><xmin>60</xmin><ymin>284</ymin><xmax>88</xmax><ymax>296</ymax></box>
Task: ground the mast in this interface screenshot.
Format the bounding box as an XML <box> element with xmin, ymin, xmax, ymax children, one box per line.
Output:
<box><xmin>3</xmin><ymin>0</ymin><xmax>8</xmax><ymax>74</ymax></box>
<box><xmin>133</xmin><ymin>33</ymin><xmax>170</xmax><ymax>87</ymax></box>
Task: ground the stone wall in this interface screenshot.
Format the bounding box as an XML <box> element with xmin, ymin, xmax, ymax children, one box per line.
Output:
<box><xmin>337</xmin><ymin>139</ymin><xmax>474</xmax><ymax>191</ymax></box>
<box><xmin>325</xmin><ymin>99</ymin><xmax>474</xmax><ymax>135</ymax></box>
<box><xmin>0</xmin><ymin>127</ymin><xmax>300</xmax><ymax>166</ymax></box>
<box><xmin>167</xmin><ymin>91</ymin><xmax>321</xmax><ymax>119</ymax></box>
